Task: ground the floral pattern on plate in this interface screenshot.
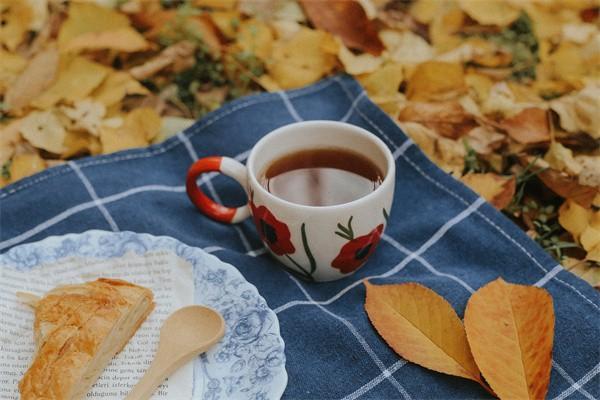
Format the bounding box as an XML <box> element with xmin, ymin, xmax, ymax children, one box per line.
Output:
<box><xmin>0</xmin><ymin>230</ymin><xmax>287</xmax><ymax>400</ymax></box>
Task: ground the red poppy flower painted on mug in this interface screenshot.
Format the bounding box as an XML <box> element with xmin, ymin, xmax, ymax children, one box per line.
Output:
<box><xmin>332</xmin><ymin>216</ymin><xmax>384</xmax><ymax>274</ymax></box>
<box><xmin>250</xmin><ymin>201</ymin><xmax>295</xmax><ymax>256</ymax></box>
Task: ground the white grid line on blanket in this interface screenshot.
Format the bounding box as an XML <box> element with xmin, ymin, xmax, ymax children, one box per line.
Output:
<box><xmin>204</xmin><ymin>245</ymin><xmax>268</xmax><ymax>257</ymax></box>
<box><xmin>341</xmin><ymin>91</ymin><xmax>366</xmax><ymax>122</ymax></box>
<box><xmin>274</xmin><ymin>198</ymin><xmax>484</xmax><ymax>314</ymax></box>
<box><xmin>381</xmin><ymin>234</ymin><xmax>475</xmax><ymax>293</ymax></box>
<box><xmin>552</xmin><ymin>362</ymin><xmax>600</xmax><ymax>400</ymax></box>
<box><xmin>0</xmin><ymin>185</ymin><xmax>185</xmax><ymax>251</ymax></box>
<box><xmin>0</xmin><ymin>148</ymin><xmax>252</xmax><ymax>252</ymax></box>
<box><xmin>341</xmin><ymin>360</ymin><xmax>407</xmax><ymax>400</ymax></box>
<box><xmin>68</xmin><ymin>161</ymin><xmax>119</xmax><ymax>232</ymax></box>
<box><xmin>177</xmin><ymin>131</ymin><xmax>199</xmax><ymax>160</ymax></box>
<box><xmin>278</xmin><ymin>91</ymin><xmax>303</xmax><ymax>122</ymax></box>
<box><xmin>332</xmin><ymin>75</ymin><xmax>600</xmax><ymax>314</ymax></box>
<box><xmin>287</xmin><ymin>274</ymin><xmax>413</xmax><ymax>400</ymax></box>
<box><xmin>535</xmin><ymin>265</ymin><xmax>565</xmax><ymax>287</ymax></box>
<box><xmin>552</xmin><ymin>361</ymin><xmax>596</xmax><ymax>400</ymax></box>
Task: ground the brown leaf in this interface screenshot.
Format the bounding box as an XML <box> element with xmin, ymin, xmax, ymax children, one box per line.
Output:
<box><xmin>464</xmin><ymin>278</ymin><xmax>554</xmax><ymax>400</ymax></box>
<box><xmin>464</xmin><ymin>126</ymin><xmax>506</xmax><ymax>155</ymax></box>
<box><xmin>130</xmin><ymin>41</ymin><xmax>196</xmax><ymax>81</ymax></box>
<box><xmin>398</xmin><ymin>101</ymin><xmax>477</xmax><ymax>139</ymax></box>
<box><xmin>300</xmin><ymin>0</ymin><xmax>383</xmax><ymax>55</ymax></box>
<box><xmin>4</xmin><ymin>47</ymin><xmax>59</xmax><ymax>113</ymax></box>
<box><xmin>364</xmin><ymin>281</ymin><xmax>488</xmax><ymax>388</ymax></box>
<box><xmin>538</xmin><ymin>168</ymin><xmax>598</xmax><ymax>209</ymax></box>
<box><xmin>500</xmin><ymin>108</ymin><xmax>550</xmax><ymax>144</ymax></box>
<box><xmin>461</xmin><ymin>173</ymin><xmax>516</xmax><ymax>210</ymax></box>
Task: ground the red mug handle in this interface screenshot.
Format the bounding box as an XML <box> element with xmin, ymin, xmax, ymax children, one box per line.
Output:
<box><xmin>186</xmin><ymin>156</ymin><xmax>251</xmax><ymax>224</ymax></box>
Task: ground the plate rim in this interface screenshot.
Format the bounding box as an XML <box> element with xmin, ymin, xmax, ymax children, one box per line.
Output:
<box><xmin>0</xmin><ymin>229</ymin><xmax>288</xmax><ymax>400</ymax></box>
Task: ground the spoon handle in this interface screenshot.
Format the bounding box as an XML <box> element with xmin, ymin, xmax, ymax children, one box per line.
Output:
<box><xmin>125</xmin><ymin>350</ymin><xmax>203</xmax><ymax>400</ymax></box>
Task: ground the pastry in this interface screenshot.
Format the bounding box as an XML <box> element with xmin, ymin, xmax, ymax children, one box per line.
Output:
<box><xmin>19</xmin><ymin>278</ymin><xmax>154</xmax><ymax>400</ymax></box>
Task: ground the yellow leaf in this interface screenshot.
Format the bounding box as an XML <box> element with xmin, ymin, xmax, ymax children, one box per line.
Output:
<box><xmin>338</xmin><ymin>42</ymin><xmax>383</xmax><ymax>75</ymax></box>
<box><xmin>126</xmin><ymin>108</ymin><xmax>161</xmax><ymax>142</ymax></box>
<box><xmin>429</xmin><ymin>6</ymin><xmax>465</xmax><ymax>53</ymax></box>
<box><xmin>236</xmin><ymin>18</ymin><xmax>274</xmax><ymax>61</ymax></box>
<box><xmin>62</xmin><ymin>27</ymin><xmax>149</xmax><ymax>53</ymax></box>
<box><xmin>410</xmin><ymin>0</ymin><xmax>446</xmax><ymax>24</ymax></box>
<box><xmin>379</xmin><ymin>30</ymin><xmax>433</xmax><ymax>65</ymax></box>
<box><xmin>31</xmin><ymin>56</ymin><xmax>110</xmax><ymax>109</ymax></box>
<box><xmin>580</xmin><ymin>224</ymin><xmax>600</xmax><ymax>253</ymax></box>
<box><xmin>464</xmin><ymin>278</ymin><xmax>554</xmax><ymax>400</ymax></box>
<box><xmin>0</xmin><ymin>50</ymin><xmax>26</xmax><ymax>93</ymax></box>
<box><xmin>0</xmin><ymin>119</ymin><xmax>23</xmax><ymax>166</ymax></box>
<box><xmin>100</xmin><ymin>108</ymin><xmax>161</xmax><ymax>154</ymax></box>
<box><xmin>0</xmin><ymin>0</ymin><xmax>32</xmax><ymax>51</ymax></box>
<box><xmin>559</xmin><ymin>200</ymin><xmax>591</xmax><ymax>242</ymax></box>
<box><xmin>364</xmin><ymin>281</ymin><xmax>486</xmax><ymax>386</ymax></box>
<box><xmin>460</xmin><ymin>173</ymin><xmax>516</xmax><ymax>210</ymax></box>
<box><xmin>267</xmin><ymin>28</ymin><xmax>337</xmax><ymax>89</ymax></box>
<box><xmin>545</xmin><ymin>42</ymin><xmax>587</xmax><ymax>86</ymax></box>
<box><xmin>358</xmin><ymin>63</ymin><xmax>405</xmax><ymax>115</ymax></box>
<box><xmin>57</xmin><ymin>2</ymin><xmax>130</xmax><ymax>49</ymax></box>
<box><xmin>4</xmin><ymin>47</ymin><xmax>60</xmax><ymax>113</ymax></box>
<box><xmin>209</xmin><ymin>10</ymin><xmax>241</xmax><ymax>39</ymax></box>
<box><xmin>62</xmin><ymin>130</ymin><xmax>101</xmax><ymax>159</ymax></box>
<box><xmin>550</xmin><ymin>84</ymin><xmax>600</xmax><ymax>138</ymax></box>
<box><xmin>399</xmin><ymin>121</ymin><xmax>466</xmax><ymax>176</ymax></box>
<box><xmin>18</xmin><ymin>111</ymin><xmax>66</xmax><ymax>154</ymax></box>
<box><xmin>544</xmin><ymin>142</ymin><xmax>582</xmax><ymax>176</ymax></box>
<box><xmin>359</xmin><ymin>63</ymin><xmax>404</xmax><ymax>99</ymax></box>
<box><xmin>195</xmin><ymin>0</ymin><xmax>237</xmax><ymax>9</ymax></box>
<box><xmin>465</xmin><ymin>72</ymin><xmax>493</xmax><ymax>103</ymax></box>
<box><xmin>91</xmin><ymin>71</ymin><xmax>149</xmax><ymax>107</ymax></box>
<box><xmin>60</xmin><ymin>99</ymin><xmax>106</xmax><ymax>136</ymax></box>
<box><xmin>458</xmin><ymin>0</ymin><xmax>520</xmax><ymax>26</ymax></box>
<box><xmin>9</xmin><ymin>152</ymin><xmax>46</xmax><ymax>182</ymax></box>
<box><xmin>406</xmin><ymin>61</ymin><xmax>466</xmax><ymax>101</ymax></box>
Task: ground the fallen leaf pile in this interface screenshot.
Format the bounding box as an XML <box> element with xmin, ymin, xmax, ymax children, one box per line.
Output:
<box><xmin>0</xmin><ymin>0</ymin><xmax>598</xmax><ymax>281</ymax></box>
<box><xmin>365</xmin><ymin>278</ymin><xmax>555</xmax><ymax>398</ymax></box>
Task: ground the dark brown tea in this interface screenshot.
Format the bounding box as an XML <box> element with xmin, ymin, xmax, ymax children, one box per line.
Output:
<box><xmin>261</xmin><ymin>148</ymin><xmax>384</xmax><ymax>206</ymax></box>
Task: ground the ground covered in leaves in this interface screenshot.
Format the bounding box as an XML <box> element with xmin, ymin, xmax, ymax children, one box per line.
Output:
<box><xmin>0</xmin><ymin>0</ymin><xmax>598</xmax><ymax>285</ymax></box>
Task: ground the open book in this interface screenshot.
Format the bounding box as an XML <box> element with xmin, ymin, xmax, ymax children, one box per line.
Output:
<box><xmin>0</xmin><ymin>250</ymin><xmax>194</xmax><ymax>399</ymax></box>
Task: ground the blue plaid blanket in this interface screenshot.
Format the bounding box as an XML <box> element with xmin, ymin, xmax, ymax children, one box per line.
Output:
<box><xmin>1</xmin><ymin>76</ymin><xmax>599</xmax><ymax>399</ymax></box>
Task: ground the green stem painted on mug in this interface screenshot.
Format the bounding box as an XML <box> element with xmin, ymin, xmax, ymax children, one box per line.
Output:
<box><xmin>284</xmin><ymin>254</ymin><xmax>314</xmax><ymax>281</ymax></box>
<box><xmin>301</xmin><ymin>223</ymin><xmax>317</xmax><ymax>274</ymax></box>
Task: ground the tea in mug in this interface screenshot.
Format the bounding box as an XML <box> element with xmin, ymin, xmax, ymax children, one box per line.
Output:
<box><xmin>261</xmin><ymin>148</ymin><xmax>383</xmax><ymax>207</ymax></box>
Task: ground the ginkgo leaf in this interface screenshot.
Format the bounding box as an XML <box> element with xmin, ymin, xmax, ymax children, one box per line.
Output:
<box><xmin>464</xmin><ymin>278</ymin><xmax>554</xmax><ymax>400</ymax></box>
<box><xmin>363</xmin><ymin>281</ymin><xmax>487</xmax><ymax>387</ymax></box>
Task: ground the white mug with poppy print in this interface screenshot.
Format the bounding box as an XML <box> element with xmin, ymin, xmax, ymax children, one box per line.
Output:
<box><xmin>186</xmin><ymin>121</ymin><xmax>395</xmax><ymax>282</ymax></box>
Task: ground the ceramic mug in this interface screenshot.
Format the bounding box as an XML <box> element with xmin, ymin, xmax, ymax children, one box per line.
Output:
<box><xmin>186</xmin><ymin>121</ymin><xmax>395</xmax><ymax>282</ymax></box>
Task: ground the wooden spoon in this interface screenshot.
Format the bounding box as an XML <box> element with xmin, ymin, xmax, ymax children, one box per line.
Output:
<box><xmin>125</xmin><ymin>305</ymin><xmax>225</xmax><ymax>400</ymax></box>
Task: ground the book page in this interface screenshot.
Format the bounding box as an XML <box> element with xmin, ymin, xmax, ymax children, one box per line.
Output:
<box><xmin>0</xmin><ymin>250</ymin><xmax>194</xmax><ymax>399</ymax></box>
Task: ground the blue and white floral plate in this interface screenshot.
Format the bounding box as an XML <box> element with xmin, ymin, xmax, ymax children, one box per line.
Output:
<box><xmin>0</xmin><ymin>230</ymin><xmax>287</xmax><ymax>400</ymax></box>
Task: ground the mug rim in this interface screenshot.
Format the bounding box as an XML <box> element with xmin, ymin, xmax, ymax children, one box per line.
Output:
<box><xmin>247</xmin><ymin>120</ymin><xmax>396</xmax><ymax>212</ymax></box>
